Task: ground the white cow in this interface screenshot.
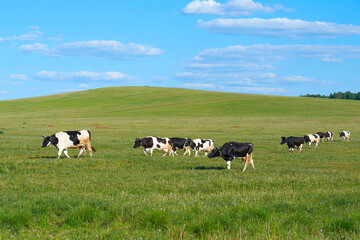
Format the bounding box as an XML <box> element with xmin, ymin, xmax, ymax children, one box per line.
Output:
<box><xmin>189</xmin><ymin>139</ymin><xmax>214</xmax><ymax>157</ymax></box>
<box><xmin>339</xmin><ymin>131</ymin><xmax>350</xmax><ymax>141</ymax></box>
<box><xmin>42</xmin><ymin>130</ymin><xmax>96</xmax><ymax>158</ymax></box>
<box><xmin>304</xmin><ymin>134</ymin><xmax>320</xmax><ymax>148</ymax></box>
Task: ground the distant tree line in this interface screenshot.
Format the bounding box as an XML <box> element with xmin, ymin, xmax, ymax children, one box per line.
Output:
<box><xmin>300</xmin><ymin>91</ymin><xmax>360</xmax><ymax>101</ymax></box>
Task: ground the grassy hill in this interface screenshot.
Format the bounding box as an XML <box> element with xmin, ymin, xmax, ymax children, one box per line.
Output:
<box><xmin>0</xmin><ymin>87</ymin><xmax>359</xmax><ymax>239</ymax></box>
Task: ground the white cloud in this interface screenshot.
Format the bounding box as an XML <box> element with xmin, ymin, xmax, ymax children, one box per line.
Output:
<box><xmin>225</xmin><ymin>86</ymin><xmax>287</xmax><ymax>94</ymax></box>
<box><xmin>183</xmin><ymin>0</ymin><xmax>276</xmax><ymax>16</ymax></box>
<box><xmin>34</xmin><ymin>71</ymin><xmax>136</xmax><ymax>81</ymax></box>
<box><xmin>321</xmin><ymin>57</ymin><xmax>343</xmax><ymax>63</ymax></box>
<box><xmin>198</xmin><ymin>17</ymin><xmax>360</xmax><ymax>38</ymax></box>
<box><xmin>182</xmin><ymin>83</ymin><xmax>216</xmax><ymax>89</ymax></box>
<box><xmin>7</xmin><ymin>74</ymin><xmax>28</xmax><ymax>80</ymax></box>
<box><xmin>0</xmin><ymin>90</ymin><xmax>10</xmax><ymax>94</ymax></box>
<box><xmin>1</xmin><ymin>81</ymin><xmax>22</xmax><ymax>86</ymax></box>
<box><xmin>20</xmin><ymin>40</ymin><xmax>162</xmax><ymax>60</ymax></box>
<box><xmin>198</xmin><ymin>44</ymin><xmax>360</xmax><ymax>62</ymax></box>
<box><xmin>0</xmin><ymin>28</ymin><xmax>42</xmax><ymax>42</ymax></box>
<box><xmin>78</xmin><ymin>83</ymin><xmax>89</xmax><ymax>89</ymax></box>
<box><xmin>54</xmin><ymin>89</ymin><xmax>83</xmax><ymax>93</ymax></box>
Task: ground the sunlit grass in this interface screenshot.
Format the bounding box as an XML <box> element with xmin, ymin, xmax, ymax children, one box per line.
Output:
<box><xmin>0</xmin><ymin>87</ymin><xmax>359</xmax><ymax>239</ymax></box>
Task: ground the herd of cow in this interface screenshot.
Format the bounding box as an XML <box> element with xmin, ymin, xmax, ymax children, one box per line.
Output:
<box><xmin>41</xmin><ymin>130</ymin><xmax>351</xmax><ymax>171</ymax></box>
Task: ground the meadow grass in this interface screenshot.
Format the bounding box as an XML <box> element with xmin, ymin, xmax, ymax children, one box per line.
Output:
<box><xmin>0</xmin><ymin>87</ymin><xmax>359</xmax><ymax>239</ymax></box>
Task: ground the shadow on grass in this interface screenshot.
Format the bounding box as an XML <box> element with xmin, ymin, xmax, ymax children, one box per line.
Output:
<box><xmin>28</xmin><ymin>156</ymin><xmax>58</xmax><ymax>159</ymax></box>
<box><xmin>192</xmin><ymin>166</ymin><xmax>226</xmax><ymax>170</ymax></box>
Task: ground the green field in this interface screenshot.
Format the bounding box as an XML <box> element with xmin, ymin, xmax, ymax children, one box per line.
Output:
<box><xmin>0</xmin><ymin>87</ymin><xmax>359</xmax><ymax>239</ymax></box>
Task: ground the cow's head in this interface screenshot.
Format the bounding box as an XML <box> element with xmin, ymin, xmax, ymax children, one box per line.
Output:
<box><xmin>184</xmin><ymin>138</ymin><xmax>194</xmax><ymax>148</ymax></box>
<box><xmin>42</xmin><ymin>136</ymin><xmax>51</xmax><ymax>147</ymax></box>
<box><xmin>280</xmin><ymin>137</ymin><xmax>287</xmax><ymax>145</ymax></box>
<box><xmin>188</xmin><ymin>139</ymin><xmax>196</xmax><ymax>149</ymax></box>
<box><xmin>303</xmin><ymin>135</ymin><xmax>311</xmax><ymax>143</ymax></box>
<box><xmin>208</xmin><ymin>147</ymin><xmax>221</xmax><ymax>158</ymax></box>
<box><xmin>133</xmin><ymin>138</ymin><xmax>142</xmax><ymax>148</ymax></box>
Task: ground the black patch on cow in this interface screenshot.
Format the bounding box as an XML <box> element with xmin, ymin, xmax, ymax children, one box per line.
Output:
<box><xmin>142</xmin><ymin>137</ymin><xmax>153</xmax><ymax>148</ymax></box>
<box><xmin>157</xmin><ymin>144</ymin><xmax>161</xmax><ymax>148</ymax></box>
<box><xmin>87</xmin><ymin>130</ymin><xmax>91</xmax><ymax>140</ymax></box>
<box><xmin>50</xmin><ymin>134</ymin><xmax>59</xmax><ymax>146</ymax></box>
<box><xmin>65</xmin><ymin>131</ymin><xmax>81</xmax><ymax>145</ymax></box>
<box><xmin>156</xmin><ymin>137</ymin><xmax>166</xmax><ymax>144</ymax></box>
<box><xmin>316</xmin><ymin>132</ymin><xmax>325</xmax><ymax>138</ymax></box>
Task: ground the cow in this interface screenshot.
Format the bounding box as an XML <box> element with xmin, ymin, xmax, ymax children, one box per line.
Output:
<box><xmin>42</xmin><ymin>130</ymin><xmax>96</xmax><ymax>158</ymax></box>
<box><xmin>188</xmin><ymin>139</ymin><xmax>214</xmax><ymax>157</ymax></box>
<box><xmin>133</xmin><ymin>136</ymin><xmax>174</xmax><ymax>156</ymax></box>
<box><xmin>303</xmin><ymin>134</ymin><xmax>320</xmax><ymax>148</ymax></box>
<box><xmin>316</xmin><ymin>132</ymin><xmax>326</xmax><ymax>142</ymax></box>
<box><xmin>339</xmin><ymin>131</ymin><xmax>350</xmax><ymax>141</ymax></box>
<box><xmin>325</xmin><ymin>131</ymin><xmax>334</xmax><ymax>141</ymax></box>
<box><xmin>208</xmin><ymin>142</ymin><xmax>254</xmax><ymax>171</ymax></box>
<box><xmin>281</xmin><ymin>136</ymin><xmax>304</xmax><ymax>153</ymax></box>
<box><xmin>169</xmin><ymin>138</ymin><xmax>192</xmax><ymax>156</ymax></box>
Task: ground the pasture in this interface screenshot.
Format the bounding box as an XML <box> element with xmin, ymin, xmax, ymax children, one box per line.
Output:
<box><xmin>0</xmin><ymin>86</ymin><xmax>359</xmax><ymax>239</ymax></box>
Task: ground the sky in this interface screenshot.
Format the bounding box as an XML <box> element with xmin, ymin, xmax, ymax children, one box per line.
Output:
<box><xmin>0</xmin><ymin>0</ymin><xmax>360</xmax><ymax>100</ymax></box>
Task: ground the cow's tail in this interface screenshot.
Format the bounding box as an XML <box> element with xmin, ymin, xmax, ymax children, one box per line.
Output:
<box><xmin>91</xmin><ymin>146</ymin><xmax>97</xmax><ymax>152</ymax></box>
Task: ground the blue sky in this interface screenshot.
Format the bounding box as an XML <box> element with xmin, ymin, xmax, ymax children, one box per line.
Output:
<box><xmin>1</xmin><ymin>0</ymin><xmax>359</xmax><ymax>100</ymax></box>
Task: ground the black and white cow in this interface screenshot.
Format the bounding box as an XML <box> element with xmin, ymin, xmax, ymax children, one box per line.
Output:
<box><xmin>339</xmin><ymin>131</ymin><xmax>350</xmax><ymax>141</ymax></box>
<box><xmin>208</xmin><ymin>142</ymin><xmax>255</xmax><ymax>171</ymax></box>
<box><xmin>133</xmin><ymin>136</ymin><xmax>174</xmax><ymax>156</ymax></box>
<box><xmin>42</xmin><ymin>130</ymin><xmax>96</xmax><ymax>158</ymax></box>
<box><xmin>316</xmin><ymin>132</ymin><xmax>326</xmax><ymax>142</ymax></box>
<box><xmin>169</xmin><ymin>138</ymin><xmax>192</xmax><ymax>156</ymax></box>
<box><xmin>281</xmin><ymin>136</ymin><xmax>304</xmax><ymax>153</ymax></box>
<box><xmin>303</xmin><ymin>134</ymin><xmax>320</xmax><ymax>148</ymax></box>
<box><xmin>189</xmin><ymin>139</ymin><xmax>214</xmax><ymax>157</ymax></box>
<box><xmin>325</xmin><ymin>131</ymin><xmax>334</xmax><ymax>141</ymax></box>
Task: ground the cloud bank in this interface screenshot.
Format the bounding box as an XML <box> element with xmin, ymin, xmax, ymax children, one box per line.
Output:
<box><xmin>198</xmin><ymin>17</ymin><xmax>360</xmax><ymax>38</ymax></box>
<box><xmin>183</xmin><ymin>0</ymin><xmax>282</xmax><ymax>16</ymax></box>
<box><xmin>20</xmin><ymin>40</ymin><xmax>163</xmax><ymax>60</ymax></box>
<box><xmin>34</xmin><ymin>71</ymin><xmax>136</xmax><ymax>81</ymax></box>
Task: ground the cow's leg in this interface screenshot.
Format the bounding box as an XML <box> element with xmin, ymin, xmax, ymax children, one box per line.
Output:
<box><xmin>184</xmin><ymin>147</ymin><xmax>191</xmax><ymax>156</ymax></box>
<box><xmin>150</xmin><ymin>148</ymin><xmax>154</xmax><ymax>156</ymax></box>
<box><xmin>299</xmin><ymin>144</ymin><xmax>303</xmax><ymax>153</ymax></box>
<box><xmin>63</xmin><ymin>149</ymin><xmax>71</xmax><ymax>159</ymax></box>
<box><xmin>249</xmin><ymin>154</ymin><xmax>255</xmax><ymax>170</ymax></box>
<box><xmin>194</xmin><ymin>150</ymin><xmax>198</xmax><ymax>157</ymax></box>
<box><xmin>226</xmin><ymin>161</ymin><xmax>231</xmax><ymax>170</ymax></box>
<box><xmin>162</xmin><ymin>149</ymin><xmax>169</xmax><ymax>156</ymax></box>
<box><xmin>315</xmin><ymin>141</ymin><xmax>319</xmax><ymax>148</ymax></box>
<box><xmin>242</xmin><ymin>154</ymin><xmax>252</xmax><ymax>172</ymax></box>
<box><xmin>77</xmin><ymin>147</ymin><xmax>85</xmax><ymax>158</ymax></box>
<box><xmin>143</xmin><ymin>148</ymin><xmax>149</xmax><ymax>156</ymax></box>
<box><xmin>204</xmin><ymin>151</ymin><xmax>209</xmax><ymax>157</ymax></box>
<box><xmin>57</xmin><ymin>148</ymin><xmax>64</xmax><ymax>158</ymax></box>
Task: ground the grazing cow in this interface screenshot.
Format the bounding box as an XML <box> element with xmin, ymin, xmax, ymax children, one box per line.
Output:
<box><xmin>325</xmin><ymin>131</ymin><xmax>334</xmax><ymax>141</ymax></box>
<box><xmin>42</xmin><ymin>130</ymin><xmax>96</xmax><ymax>158</ymax></box>
<box><xmin>169</xmin><ymin>138</ymin><xmax>192</xmax><ymax>156</ymax></box>
<box><xmin>133</xmin><ymin>136</ymin><xmax>174</xmax><ymax>156</ymax></box>
<box><xmin>189</xmin><ymin>139</ymin><xmax>214</xmax><ymax>157</ymax></box>
<box><xmin>339</xmin><ymin>131</ymin><xmax>350</xmax><ymax>141</ymax></box>
<box><xmin>303</xmin><ymin>134</ymin><xmax>320</xmax><ymax>148</ymax></box>
<box><xmin>316</xmin><ymin>132</ymin><xmax>326</xmax><ymax>142</ymax></box>
<box><xmin>281</xmin><ymin>136</ymin><xmax>304</xmax><ymax>153</ymax></box>
<box><xmin>208</xmin><ymin>142</ymin><xmax>254</xmax><ymax>171</ymax></box>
